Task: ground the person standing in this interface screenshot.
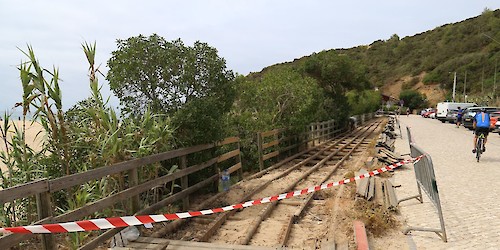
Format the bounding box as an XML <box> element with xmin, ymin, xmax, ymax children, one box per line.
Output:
<box><xmin>456</xmin><ymin>107</ymin><xmax>463</xmax><ymax>128</ymax></box>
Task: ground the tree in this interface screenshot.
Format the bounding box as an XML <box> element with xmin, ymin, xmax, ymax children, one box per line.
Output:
<box><xmin>303</xmin><ymin>51</ymin><xmax>370</xmax><ymax>124</ymax></box>
<box><xmin>107</xmin><ymin>34</ymin><xmax>236</xmax><ymax>144</ymax></box>
<box><xmin>399</xmin><ymin>89</ymin><xmax>428</xmax><ymax>110</ymax></box>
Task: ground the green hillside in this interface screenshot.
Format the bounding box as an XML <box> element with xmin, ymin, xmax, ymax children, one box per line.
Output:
<box><xmin>248</xmin><ymin>8</ymin><xmax>500</xmax><ymax>107</ymax></box>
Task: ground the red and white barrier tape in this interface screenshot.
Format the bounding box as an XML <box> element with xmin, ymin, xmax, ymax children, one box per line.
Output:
<box><xmin>0</xmin><ymin>155</ymin><xmax>422</xmax><ymax>234</ymax></box>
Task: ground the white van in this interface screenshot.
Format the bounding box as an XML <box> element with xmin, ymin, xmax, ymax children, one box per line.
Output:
<box><xmin>436</xmin><ymin>102</ymin><xmax>476</xmax><ymax>123</ymax></box>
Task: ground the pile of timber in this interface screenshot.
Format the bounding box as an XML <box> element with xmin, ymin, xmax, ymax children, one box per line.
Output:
<box><xmin>375</xmin><ymin>118</ymin><xmax>403</xmax><ymax>165</ymax></box>
<box><xmin>355</xmin><ymin>168</ymin><xmax>399</xmax><ymax>210</ymax></box>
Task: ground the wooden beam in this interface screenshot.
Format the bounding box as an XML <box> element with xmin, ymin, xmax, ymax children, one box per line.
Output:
<box><xmin>262</xmin><ymin>151</ymin><xmax>279</xmax><ymax>161</ymax></box>
<box><xmin>217</xmin><ymin>149</ymin><xmax>240</xmax><ymax>163</ymax></box>
<box><xmin>0</xmin><ymin>179</ymin><xmax>48</xmax><ymax>203</ymax></box>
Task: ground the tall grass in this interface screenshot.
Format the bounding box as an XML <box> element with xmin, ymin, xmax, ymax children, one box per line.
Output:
<box><xmin>1</xmin><ymin>43</ymin><xmax>176</xmax><ymax>248</ymax></box>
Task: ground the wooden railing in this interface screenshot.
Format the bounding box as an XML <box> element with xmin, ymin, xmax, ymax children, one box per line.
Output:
<box><xmin>257</xmin><ymin>119</ymin><xmax>342</xmax><ymax>170</ymax></box>
<box><xmin>0</xmin><ymin>136</ymin><xmax>241</xmax><ymax>250</ymax></box>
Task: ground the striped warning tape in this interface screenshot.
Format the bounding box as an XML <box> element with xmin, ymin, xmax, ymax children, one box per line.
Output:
<box><xmin>0</xmin><ymin>155</ymin><xmax>422</xmax><ymax>234</ymax></box>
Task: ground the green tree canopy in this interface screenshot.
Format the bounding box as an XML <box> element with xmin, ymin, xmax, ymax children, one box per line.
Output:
<box><xmin>233</xmin><ymin>67</ymin><xmax>326</xmax><ymax>132</ymax></box>
<box><xmin>399</xmin><ymin>89</ymin><xmax>428</xmax><ymax>110</ymax></box>
<box><xmin>107</xmin><ymin>34</ymin><xmax>236</xmax><ymax>144</ymax></box>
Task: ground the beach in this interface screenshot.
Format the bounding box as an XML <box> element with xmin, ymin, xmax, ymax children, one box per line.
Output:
<box><xmin>0</xmin><ymin>120</ymin><xmax>45</xmax><ymax>174</ymax></box>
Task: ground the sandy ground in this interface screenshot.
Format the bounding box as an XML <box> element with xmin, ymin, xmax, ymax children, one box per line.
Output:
<box><xmin>0</xmin><ymin>120</ymin><xmax>45</xmax><ymax>173</ymax></box>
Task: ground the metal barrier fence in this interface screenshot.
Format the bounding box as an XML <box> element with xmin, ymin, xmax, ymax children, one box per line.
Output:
<box><xmin>398</xmin><ymin>126</ymin><xmax>447</xmax><ymax>242</ymax></box>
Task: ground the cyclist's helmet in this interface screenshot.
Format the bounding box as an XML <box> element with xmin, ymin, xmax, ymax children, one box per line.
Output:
<box><xmin>480</xmin><ymin>107</ymin><xmax>487</xmax><ymax>112</ymax></box>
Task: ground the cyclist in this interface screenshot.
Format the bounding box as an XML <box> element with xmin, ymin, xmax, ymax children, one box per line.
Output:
<box><xmin>456</xmin><ymin>107</ymin><xmax>463</xmax><ymax>128</ymax></box>
<box><xmin>472</xmin><ymin>108</ymin><xmax>491</xmax><ymax>153</ymax></box>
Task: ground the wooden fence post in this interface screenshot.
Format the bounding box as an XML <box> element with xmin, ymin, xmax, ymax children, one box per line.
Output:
<box><xmin>180</xmin><ymin>155</ymin><xmax>189</xmax><ymax>210</ymax></box>
<box><xmin>36</xmin><ymin>188</ymin><xmax>56</xmax><ymax>250</ymax></box>
<box><xmin>237</xmin><ymin>140</ymin><xmax>243</xmax><ymax>181</ymax></box>
<box><xmin>129</xmin><ymin>168</ymin><xmax>140</xmax><ymax>214</ymax></box>
<box><xmin>316</xmin><ymin>123</ymin><xmax>320</xmax><ymax>144</ymax></box>
<box><xmin>257</xmin><ymin>132</ymin><xmax>264</xmax><ymax>171</ymax></box>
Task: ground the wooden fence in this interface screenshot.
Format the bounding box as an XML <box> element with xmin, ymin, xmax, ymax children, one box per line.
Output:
<box><xmin>0</xmin><ymin>137</ymin><xmax>242</xmax><ymax>250</ymax></box>
<box><xmin>257</xmin><ymin>119</ymin><xmax>342</xmax><ymax>170</ymax></box>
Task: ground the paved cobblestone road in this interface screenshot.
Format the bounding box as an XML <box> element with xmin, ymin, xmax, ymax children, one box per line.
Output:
<box><xmin>393</xmin><ymin>115</ymin><xmax>500</xmax><ymax>250</ymax></box>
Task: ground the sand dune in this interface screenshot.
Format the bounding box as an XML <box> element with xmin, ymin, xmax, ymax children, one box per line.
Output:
<box><xmin>0</xmin><ymin>121</ymin><xmax>45</xmax><ymax>173</ymax></box>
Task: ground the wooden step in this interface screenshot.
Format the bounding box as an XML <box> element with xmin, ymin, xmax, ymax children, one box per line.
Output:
<box><xmin>121</xmin><ymin>237</ymin><xmax>279</xmax><ymax>250</ymax></box>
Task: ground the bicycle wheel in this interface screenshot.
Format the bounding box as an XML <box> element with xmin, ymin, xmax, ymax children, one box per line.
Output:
<box><xmin>476</xmin><ymin>138</ymin><xmax>483</xmax><ymax>162</ymax></box>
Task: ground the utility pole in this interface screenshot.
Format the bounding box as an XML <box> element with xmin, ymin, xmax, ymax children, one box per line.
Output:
<box><xmin>463</xmin><ymin>71</ymin><xmax>467</xmax><ymax>102</ymax></box>
<box><xmin>495</xmin><ymin>59</ymin><xmax>498</xmax><ymax>99</ymax></box>
<box><xmin>452</xmin><ymin>72</ymin><xmax>457</xmax><ymax>102</ymax></box>
<box><xmin>482</xmin><ymin>67</ymin><xmax>485</xmax><ymax>95</ymax></box>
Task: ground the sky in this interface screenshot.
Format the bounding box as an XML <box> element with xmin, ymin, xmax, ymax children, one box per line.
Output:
<box><xmin>1</xmin><ymin>1</ymin><xmax>500</xmax><ymax>116</ymax></box>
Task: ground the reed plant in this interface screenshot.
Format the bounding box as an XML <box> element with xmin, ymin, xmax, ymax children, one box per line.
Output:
<box><xmin>1</xmin><ymin>43</ymin><xmax>176</xmax><ymax>248</ymax></box>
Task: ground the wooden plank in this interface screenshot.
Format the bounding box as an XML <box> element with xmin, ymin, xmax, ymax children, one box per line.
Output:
<box><xmin>226</xmin><ymin>162</ymin><xmax>242</xmax><ymax>175</ymax></box>
<box><xmin>261</xmin><ymin>128</ymin><xmax>284</xmax><ymax>138</ymax></box>
<box><xmin>127</xmin><ymin>242</ymin><xmax>160</xmax><ymax>249</ymax></box>
<box><xmin>135</xmin><ymin>237</ymin><xmax>170</xmax><ymax>244</ymax></box>
<box><xmin>50</xmin><ymin>142</ymin><xmax>217</xmax><ymax>192</ymax></box>
<box><xmin>355</xmin><ymin>169</ymin><xmax>369</xmax><ymax>198</ymax></box>
<box><xmin>216</xmin><ymin>136</ymin><xmax>239</xmax><ymax>146</ymax></box>
<box><xmin>367</xmin><ymin>176</ymin><xmax>375</xmax><ymax>201</ymax></box>
<box><xmin>165</xmin><ymin>239</ymin><xmax>278</xmax><ymax>249</ymax></box>
<box><xmin>257</xmin><ymin>132</ymin><xmax>264</xmax><ymax>171</ymax></box>
<box><xmin>217</xmin><ymin>149</ymin><xmax>240</xmax><ymax>163</ymax></box>
<box><xmin>293</xmin><ymin>194</ymin><xmax>314</xmax><ymax>218</ymax></box>
<box><xmin>129</xmin><ymin>168</ymin><xmax>140</xmax><ymax>214</ymax></box>
<box><xmin>279</xmin><ymin>143</ymin><xmax>299</xmax><ymax>153</ymax></box>
<box><xmin>279</xmin><ymin>194</ymin><xmax>315</xmax><ymax>246</ymax></box>
<box><xmin>36</xmin><ymin>191</ymin><xmax>56</xmax><ymax>250</ymax></box>
<box><xmin>262</xmin><ymin>139</ymin><xmax>279</xmax><ymax>150</ymax></box>
<box><xmin>200</xmin><ymin>212</ymin><xmax>232</xmax><ymax>242</ymax></box>
<box><xmin>386</xmin><ymin>180</ymin><xmax>399</xmax><ymax>209</ymax></box>
<box><xmin>364</xmin><ymin>157</ymin><xmax>374</xmax><ymax>168</ymax></box>
<box><xmin>262</xmin><ymin>151</ymin><xmax>279</xmax><ymax>161</ymax></box>
<box><xmin>0</xmin><ymin>179</ymin><xmax>48</xmax><ymax>203</ymax></box>
<box><xmin>0</xmin><ymin>233</ymin><xmax>36</xmax><ymax>249</ymax></box>
<box><xmin>279</xmin><ymin>200</ymin><xmax>303</xmax><ymax>206</ymax></box>
<box><xmin>180</xmin><ymin>155</ymin><xmax>189</xmax><ymax>210</ymax></box>
<box><xmin>278</xmin><ymin>215</ymin><xmax>295</xmax><ymax>246</ymax></box>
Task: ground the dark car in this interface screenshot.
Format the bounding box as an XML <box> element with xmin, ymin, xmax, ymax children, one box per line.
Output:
<box><xmin>462</xmin><ymin>107</ymin><xmax>500</xmax><ymax>130</ymax></box>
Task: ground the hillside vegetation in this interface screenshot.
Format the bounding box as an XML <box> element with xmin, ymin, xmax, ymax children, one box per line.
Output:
<box><xmin>251</xmin><ymin>8</ymin><xmax>500</xmax><ymax>107</ymax></box>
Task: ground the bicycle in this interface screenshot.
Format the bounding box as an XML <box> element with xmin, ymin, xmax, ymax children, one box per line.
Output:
<box><xmin>475</xmin><ymin>133</ymin><xmax>485</xmax><ymax>162</ymax></box>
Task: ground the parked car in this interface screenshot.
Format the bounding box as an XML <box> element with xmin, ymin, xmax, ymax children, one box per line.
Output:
<box><xmin>421</xmin><ymin>108</ymin><xmax>433</xmax><ymax>116</ymax></box>
<box><xmin>490</xmin><ymin>111</ymin><xmax>500</xmax><ymax>133</ymax></box>
<box><xmin>445</xmin><ymin>109</ymin><xmax>459</xmax><ymax>123</ymax></box>
<box><xmin>462</xmin><ymin>107</ymin><xmax>500</xmax><ymax>130</ymax></box>
<box><xmin>422</xmin><ymin>109</ymin><xmax>436</xmax><ymax>118</ymax></box>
